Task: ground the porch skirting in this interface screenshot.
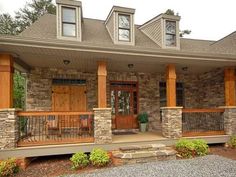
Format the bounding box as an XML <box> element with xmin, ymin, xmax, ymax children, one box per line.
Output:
<box><xmin>161</xmin><ymin>107</ymin><xmax>182</xmax><ymax>139</ymax></box>
<box><xmin>93</xmin><ymin>108</ymin><xmax>112</xmax><ymax>144</ymax></box>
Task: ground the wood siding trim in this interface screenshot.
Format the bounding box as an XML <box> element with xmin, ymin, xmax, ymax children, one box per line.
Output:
<box><xmin>224</xmin><ymin>68</ymin><xmax>236</xmax><ymax>106</ymax></box>
<box><xmin>0</xmin><ymin>54</ymin><xmax>14</xmax><ymax>109</ymax></box>
<box><xmin>166</xmin><ymin>64</ymin><xmax>176</xmax><ymax>107</ymax></box>
<box><xmin>97</xmin><ymin>61</ymin><xmax>107</xmax><ymax>108</ymax></box>
<box><xmin>182</xmin><ymin>108</ymin><xmax>225</xmax><ymax>113</ymax></box>
<box><xmin>17</xmin><ymin>111</ymin><xmax>93</xmax><ymax>116</ymax></box>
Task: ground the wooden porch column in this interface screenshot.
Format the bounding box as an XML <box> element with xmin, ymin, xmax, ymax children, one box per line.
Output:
<box><xmin>224</xmin><ymin>67</ymin><xmax>236</xmax><ymax>106</ymax></box>
<box><xmin>0</xmin><ymin>54</ymin><xmax>14</xmax><ymax>109</ymax></box>
<box><xmin>166</xmin><ymin>64</ymin><xmax>176</xmax><ymax>107</ymax></box>
<box><xmin>97</xmin><ymin>61</ymin><xmax>107</xmax><ymax>108</ymax></box>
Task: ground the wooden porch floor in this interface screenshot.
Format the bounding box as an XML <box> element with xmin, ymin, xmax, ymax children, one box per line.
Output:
<box><xmin>0</xmin><ymin>133</ymin><xmax>230</xmax><ymax>159</ymax></box>
<box><xmin>113</xmin><ymin>131</ymin><xmax>165</xmax><ymax>143</ymax></box>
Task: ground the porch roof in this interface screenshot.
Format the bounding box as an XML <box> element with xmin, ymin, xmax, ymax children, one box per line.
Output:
<box><xmin>0</xmin><ymin>14</ymin><xmax>236</xmax><ymax>73</ymax></box>
<box><xmin>1</xmin><ymin>33</ymin><xmax>236</xmax><ymax>74</ymax></box>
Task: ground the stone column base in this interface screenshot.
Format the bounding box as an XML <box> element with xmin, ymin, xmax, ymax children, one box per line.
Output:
<box><xmin>161</xmin><ymin>107</ymin><xmax>182</xmax><ymax>139</ymax></box>
<box><xmin>0</xmin><ymin>108</ymin><xmax>20</xmax><ymax>149</ymax></box>
<box><xmin>93</xmin><ymin>108</ymin><xmax>112</xmax><ymax>144</ymax></box>
<box><xmin>222</xmin><ymin>106</ymin><xmax>236</xmax><ymax>135</ymax></box>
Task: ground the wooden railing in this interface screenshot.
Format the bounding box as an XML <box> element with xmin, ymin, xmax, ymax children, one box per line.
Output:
<box><xmin>182</xmin><ymin>108</ymin><xmax>225</xmax><ymax>137</ymax></box>
<box><xmin>17</xmin><ymin>111</ymin><xmax>94</xmax><ymax>147</ymax></box>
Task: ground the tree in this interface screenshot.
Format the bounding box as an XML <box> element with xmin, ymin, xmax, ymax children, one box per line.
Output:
<box><xmin>0</xmin><ymin>0</ymin><xmax>56</xmax><ymax>35</ymax></box>
<box><xmin>164</xmin><ymin>9</ymin><xmax>191</xmax><ymax>37</ymax></box>
<box><xmin>13</xmin><ymin>71</ymin><xmax>26</xmax><ymax>109</ymax></box>
<box><xmin>0</xmin><ymin>13</ymin><xmax>19</xmax><ymax>35</ymax></box>
<box><xmin>15</xmin><ymin>0</ymin><xmax>56</xmax><ymax>33</ymax></box>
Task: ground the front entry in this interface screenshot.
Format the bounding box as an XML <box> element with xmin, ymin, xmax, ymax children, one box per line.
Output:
<box><xmin>111</xmin><ymin>82</ymin><xmax>138</xmax><ymax>129</ymax></box>
<box><xmin>52</xmin><ymin>85</ymin><xmax>87</xmax><ymax>111</ymax></box>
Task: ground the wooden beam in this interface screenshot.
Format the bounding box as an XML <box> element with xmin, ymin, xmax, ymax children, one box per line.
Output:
<box><xmin>97</xmin><ymin>61</ymin><xmax>107</xmax><ymax>108</ymax></box>
<box><xmin>0</xmin><ymin>54</ymin><xmax>14</xmax><ymax>109</ymax></box>
<box><xmin>166</xmin><ymin>64</ymin><xmax>176</xmax><ymax>107</ymax></box>
<box><xmin>224</xmin><ymin>68</ymin><xmax>236</xmax><ymax>106</ymax></box>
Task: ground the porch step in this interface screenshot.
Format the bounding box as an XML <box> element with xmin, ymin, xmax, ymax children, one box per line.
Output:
<box><xmin>112</xmin><ymin>143</ymin><xmax>176</xmax><ymax>165</ymax></box>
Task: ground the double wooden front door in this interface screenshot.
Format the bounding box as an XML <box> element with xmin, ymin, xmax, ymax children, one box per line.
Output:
<box><xmin>52</xmin><ymin>85</ymin><xmax>87</xmax><ymax>111</ymax></box>
<box><xmin>111</xmin><ymin>82</ymin><xmax>138</xmax><ymax>129</ymax></box>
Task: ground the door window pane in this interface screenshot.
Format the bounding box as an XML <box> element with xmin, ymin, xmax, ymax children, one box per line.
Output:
<box><xmin>111</xmin><ymin>90</ymin><xmax>115</xmax><ymax>115</ymax></box>
<box><xmin>133</xmin><ymin>91</ymin><xmax>138</xmax><ymax>114</ymax></box>
<box><xmin>118</xmin><ymin>90</ymin><xmax>130</xmax><ymax>115</ymax></box>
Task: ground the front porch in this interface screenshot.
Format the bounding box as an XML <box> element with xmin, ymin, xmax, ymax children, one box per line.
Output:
<box><xmin>1</xmin><ymin>45</ymin><xmax>236</xmax><ymax>153</ymax></box>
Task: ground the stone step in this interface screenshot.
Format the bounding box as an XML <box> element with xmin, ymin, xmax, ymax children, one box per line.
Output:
<box><xmin>119</xmin><ymin>144</ymin><xmax>166</xmax><ymax>152</ymax></box>
<box><xmin>112</xmin><ymin>143</ymin><xmax>176</xmax><ymax>165</ymax></box>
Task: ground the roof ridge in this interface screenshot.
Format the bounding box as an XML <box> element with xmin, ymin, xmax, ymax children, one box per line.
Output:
<box><xmin>210</xmin><ymin>30</ymin><xmax>236</xmax><ymax>46</ymax></box>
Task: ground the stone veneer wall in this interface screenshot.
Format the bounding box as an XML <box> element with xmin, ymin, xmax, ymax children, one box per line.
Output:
<box><xmin>26</xmin><ymin>67</ymin><xmax>225</xmax><ymax>132</ymax></box>
<box><xmin>224</xmin><ymin>107</ymin><xmax>236</xmax><ymax>135</ymax></box>
<box><xmin>161</xmin><ymin>107</ymin><xmax>182</xmax><ymax>138</ymax></box>
<box><xmin>93</xmin><ymin>108</ymin><xmax>112</xmax><ymax>144</ymax></box>
<box><xmin>0</xmin><ymin>109</ymin><xmax>19</xmax><ymax>149</ymax></box>
<box><xmin>26</xmin><ymin>67</ymin><xmax>97</xmax><ymax>111</ymax></box>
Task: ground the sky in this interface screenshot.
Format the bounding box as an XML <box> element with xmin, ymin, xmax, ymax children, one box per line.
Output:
<box><xmin>0</xmin><ymin>0</ymin><xmax>235</xmax><ymax>41</ymax></box>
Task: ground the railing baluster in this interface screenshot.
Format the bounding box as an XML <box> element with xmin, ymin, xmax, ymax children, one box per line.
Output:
<box><xmin>182</xmin><ymin>108</ymin><xmax>225</xmax><ymax>136</ymax></box>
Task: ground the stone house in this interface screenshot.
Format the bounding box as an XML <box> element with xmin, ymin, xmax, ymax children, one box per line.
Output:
<box><xmin>0</xmin><ymin>0</ymin><xmax>236</xmax><ymax>158</ymax></box>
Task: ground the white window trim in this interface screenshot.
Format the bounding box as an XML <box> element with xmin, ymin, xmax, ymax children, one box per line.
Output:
<box><xmin>114</xmin><ymin>12</ymin><xmax>135</xmax><ymax>46</ymax></box>
<box><xmin>162</xmin><ymin>19</ymin><xmax>180</xmax><ymax>50</ymax></box>
<box><xmin>57</xmin><ymin>4</ymin><xmax>82</xmax><ymax>41</ymax></box>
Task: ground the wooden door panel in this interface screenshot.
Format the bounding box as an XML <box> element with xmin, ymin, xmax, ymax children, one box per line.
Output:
<box><xmin>52</xmin><ymin>85</ymin><xmax>87</xmax><ymax>129</ymax></box>
<box><xmin>52</xmin><ymin>85</ymin><xmax>70</xmax><ymax>111</ymax></box>
<box><xmin>70</xmin><ymin>85</ymin><xmax>87</xmax><ymax>112</ymax></box>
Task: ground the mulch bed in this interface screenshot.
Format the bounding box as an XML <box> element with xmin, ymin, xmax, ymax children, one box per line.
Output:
<box><xmin>14</xmin><ymin>145</ymin><xmax>236</xmax><ymax>177</ymax></box>
<box><xmin>209</xmin><ymin>144</ymin><xmax>236</xmax><ymax>160</ymax></box>
<box><xmin>14</xmin><ymin>154</ymin><xmax>115</xmax><ymax>177</ymax></box>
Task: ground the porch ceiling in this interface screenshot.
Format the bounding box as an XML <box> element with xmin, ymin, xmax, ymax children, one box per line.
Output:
<box><xmin>1</xmin><ymin>43</ymin><xmax>236</xmax><ymax>74</ymax></box>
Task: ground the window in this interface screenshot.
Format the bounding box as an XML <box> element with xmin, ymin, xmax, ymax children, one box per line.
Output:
<box><xmin>118</xmin><ymin>14</ymin><xmax>130</xmax><ymax>41</ymax></box>
<box><xmin>159</xmin><ymin>82</ymin><xmax>184</xmax><ymax>107</ymax></box>
<box><xmin>165</xmin><ymin>21</ymin><xmax>176</xmax><ymax>46</ymax></box>
<box><xmin>62</xmin><ymin>7</ymin><xmax>76</xmax><ymax>37</ymax></box>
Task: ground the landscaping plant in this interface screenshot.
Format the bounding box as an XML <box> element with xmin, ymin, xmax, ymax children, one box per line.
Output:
<box><xmin>228</xmin><ymin>135</ymin><xmax>236</xmax><ymax>148</ymax></box>
<box><xmin>0</xmin><ymin>158</ymin><xmax>19</xmax><ymax>177</ymax></box>
<box><xmin>175</xmin><ymin>139</ymin><xmax>209</xmax><ymax>158</ymax></box>
<box><xmin>70</xmin><ymin>152</ymin><xmax>89</xmax><ymax>170</ymax></box>
<box><xmin>89</xmin><ymin>148</ymin><xmax>110</xmax><ymax>167</ymax></box>
<box><xmin>192</xmin><ymin>139</ymin><xmax>209</xmax><ymax>156</ymax></box>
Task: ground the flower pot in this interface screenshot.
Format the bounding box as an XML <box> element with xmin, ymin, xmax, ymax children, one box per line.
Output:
<box><xmin>140</xmin><ymin>123</ymin><xmax>147</xmax><ymax>132</ymax></box>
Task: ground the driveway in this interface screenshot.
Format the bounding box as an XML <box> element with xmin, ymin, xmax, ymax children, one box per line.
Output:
<box><xmin>66</xmin><ymin>155</ymin><xmax>236</xmax><ymax>177</ymax></box>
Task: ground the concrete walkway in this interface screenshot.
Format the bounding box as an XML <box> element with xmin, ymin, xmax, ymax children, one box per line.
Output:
<box><xmin>66</xmin><ymin>155</ymin><xmax>236</xmax><ymax>177</ymax></box>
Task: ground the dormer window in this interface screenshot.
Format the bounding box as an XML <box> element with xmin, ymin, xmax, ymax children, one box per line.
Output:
<box><xmin>165</xmin><ymin>21</ymin><xmax>176</xmax><ymax>46</ymax></box>
<box><xmin>105</xmin><ymin>6</ymin><xmax>135</xmax><ymax>45</ymax></box>
<box><xmin>62</xmin><ymin>7</ymin><xmax>76</xmax><ymax>37</ymax></box>
<box><xmin>56</xmin><ymin>0</ymin><xmax>82</xmax><ymax>41</ymax></box>
<box><xmin>118</xmin><ymin>14</ymin><xmax>130</xmax><ymax>41</ymax></box>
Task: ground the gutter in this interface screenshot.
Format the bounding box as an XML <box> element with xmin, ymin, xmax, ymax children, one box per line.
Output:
<box><xmin>1</xmin><ymin>36</ymin><xmax>236</xmax><ymax>63</ymax></box>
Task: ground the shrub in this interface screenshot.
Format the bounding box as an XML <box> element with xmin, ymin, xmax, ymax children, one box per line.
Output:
<box><xmin>176</xmin><ymin>139</ymin><xmax>209</xmax><ymax>158</ymax></box>
<box><xmin>192</xmin><ymin>139</ymin><xmax>209</xmax><ymax>156</ymax></box>
<box><xmin>0</xmin><ymin>158</ymin><xmax>19</xmax><ymax>177</ymax></box>
<box><xmin>89</xmin><ymin>148</ymin><xmax>110</xmax><ymax>167</ymax></box>
<box><xmin>70</xmin><ymin>152</ymin><xmax>89</xmax><ymax>170</ymax></box>
<box><xmin>175</xmin><ymin>139</ymin><xmax>195</xmax><ymax>158</ymax></box>
<box><xmin>228</xmin><ymin>135</ymin><xmax>236</xmax><ymax>148</ymax></box>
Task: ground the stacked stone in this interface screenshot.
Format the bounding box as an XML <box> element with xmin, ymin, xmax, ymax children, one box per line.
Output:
<box><xmin>224</xmin><ymin>107</ymin><xmax>236</xmax><ymax>135</ymax></box>
<box><xmin>161</xmin><ymin>107</ymin><xmax>182</xmax><ymax>138</ymax></box>
<box><xmin>0</xmin><ymin>109</ymin><xmax>19</xmax><ymax>149</ymax></box>
<box><xmin>93</xmin><ymin>108</ymin><xmax>112</xmax><ymax>144</ymax></box>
